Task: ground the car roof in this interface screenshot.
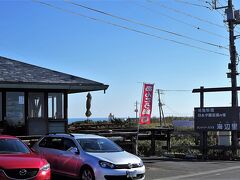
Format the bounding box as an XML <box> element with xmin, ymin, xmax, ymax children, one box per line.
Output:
<box><xmin>0</xmin><ymin>135</ymin><xmax>18</xmax><ymax>140</ymax></box>
<box><xmin>72</xmin><ymin>133</ymin><xmax>106</xmax><ymax>139</ymax></box>
<box><xmin>46</xmin><ymin>133</ymin><xmax>106</xmax><ymax>139</ymax></box>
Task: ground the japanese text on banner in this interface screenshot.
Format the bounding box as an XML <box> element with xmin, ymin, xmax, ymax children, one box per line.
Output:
<box><xmin>139</xmin><ymin>83</ymin><xmax>154</xmax><ymax>125</ymax></box>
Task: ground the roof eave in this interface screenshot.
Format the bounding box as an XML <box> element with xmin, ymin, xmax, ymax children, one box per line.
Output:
<box><xmin>0</xmin><ymin>83</ymin><xmax>109</xmax><ymax>94</ymax></box>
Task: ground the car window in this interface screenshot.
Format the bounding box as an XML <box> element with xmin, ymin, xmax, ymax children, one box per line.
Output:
<box><xmin>63</xmin><ymin>138</ymin><xmax>77</xmax><ymax>151</ymax></box>
<box><xmin>0</xmin><ymin>139</ymin><xmax>30</xmax><ymax>154</ymax></box>
<box><xmin>77</xmin><ymin>138</ymin><xmax>123</xmax><ymax>153</ymax></box>
<box><xmin>39</xmin><ymin>137</ymin><xmax>64</xmax><ymax>150</ymax></box>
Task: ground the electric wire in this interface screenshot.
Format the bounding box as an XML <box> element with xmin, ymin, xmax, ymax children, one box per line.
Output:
<box><xmin>65</xmin><ymin>0</ymin><xmax>228</xmax><ymax>50</ymax></box>
<box><xmin>147</xmin><ymin>0</ymin><xmax>226</xmax><ymax>29</ymax></box>
<box><xmin>164</xmin><ymin>104</ymin><xmax>180</xmax><ymax>116</ymax></box>
<box><xmin>132</xmin><ymin>1</ymin><xmax>228</xmax><ymax>40</ymax></box>
<box><xmin>162</xmin><ymin>103</ymin><xmax>193</xmax><ymax>116</ymax></box>
<box><xmin>173</xmin><ymin>0</ymin><xmax>211</xmax><ymax>9</ymax></box>
<box><xmin>178</xmin><ymin>0</ymin><xmax>226</xmax><ymax>20</ymax></box>
<box><xmin>211</xmin><ymin>0</ymin><xmax>226</xmax><ymax>18</ymax></box>
<box><xmin>160</xmin><ymin>89</ymin><xmax>192</xmax><ymax>92</ymax></box>
<box><xmin>204</xmin><ymin>0</ymin><xmax>240</xmax><ymax>33</ymax></box>
<box><xmin>33</xmin><ymin>0</ymin><xmax>229</xmax><ymax>56</ymax></box>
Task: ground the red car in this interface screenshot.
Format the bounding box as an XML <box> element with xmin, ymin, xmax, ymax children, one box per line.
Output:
<box><xmin>0</xmin><ymin>135</ymin><xmax>51</xmax><ymax>180</ymax></box>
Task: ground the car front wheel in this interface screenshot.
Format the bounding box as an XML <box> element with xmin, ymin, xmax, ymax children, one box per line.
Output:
<box><xmin>80</xmin><ymin>166</ymin><xmax>95</xmax><ymax>180</ymax></box>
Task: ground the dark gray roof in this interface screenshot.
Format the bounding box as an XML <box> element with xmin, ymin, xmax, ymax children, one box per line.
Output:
<box><xmin>0</xmin><ymin>56</ymin><xmax>108</xmax><ymax>93</ymax></box>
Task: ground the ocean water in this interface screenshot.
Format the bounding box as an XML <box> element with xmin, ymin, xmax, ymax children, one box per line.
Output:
<box><xmin>68</xmin><ymin>117</ymin><xmax>109</xmax><ymax>124</ymax></box>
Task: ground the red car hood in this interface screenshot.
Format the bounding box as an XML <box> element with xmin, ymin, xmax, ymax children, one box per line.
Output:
<box><xmin>0</xmin><ymin>153</ymin><xmax>46</xmax><ymax>169</ymax></box>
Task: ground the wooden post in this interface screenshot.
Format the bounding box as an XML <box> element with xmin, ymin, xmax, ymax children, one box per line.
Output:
<box><xmin>167</xmin><ymin>131</ymin><xmax>171</xmax><ymax>152</ymax></box>
<box><xmin>64</xmin><ymin>92</ymin><xmax>68</xmax><ymax>133</ymax></box>
<box><xmin>200</xmin><ymin>86</ymin><xmax>208</xmax><ymax>159</ymax></box>
<box><xmin>24</xmin><ymin>91</ymin><xmax>28</xmax><ymax>135</ymax></box>
<box><xmin>44</xmin><ymin>92</ymin><xmax>48</xmax><ymax>134</ymax></box>
<box><xmin>2</xmin><ymin>91</ymin><xmax>6</xmax><ymax>134</ymax></box>
<box><xmin>132</xmin><ymin>135</ymin><xmax>137</xmax><ymax>155</ymax></box>
<box><xmin>151</xmin><ymin>129</ymin><xmax>156</xmax><ymax>155</ymax></box>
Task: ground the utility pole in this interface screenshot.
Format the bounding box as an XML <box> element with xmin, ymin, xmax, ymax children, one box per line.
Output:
<box><xmin>228</xmin><ymin>0</ymin><xmax>239</xmax><ymax>157</ymax></box>
<box><xmin>135</xmin><ymin>100</ymin><xmax>139</xmax><ymax>155</ymax></box>
<box><xmin>156</xmin><ymin>89</ymin><xmax>165</xmax><ymax>127</ymax></box>
<box><xmin>214</xmin><ymin>0</ymin><xmax>240</xmax><ymax>157</ymax></box>
<box><xmin>134</xmin><ymin>101</ymin><xmax>139</xmax><ymax>122</ymax></box>
<box><xmin>227</xmin><ymin>0</ymin><xmax>238</xmax><ymax>107</ymax></box>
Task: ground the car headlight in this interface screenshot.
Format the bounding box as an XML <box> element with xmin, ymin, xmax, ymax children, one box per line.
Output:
<box><xmin>40</xmin><ymin>163</ymin><xmax>50</xmax><ymax>171</ymax></box>
<box><xmin>138</xmin><ymin>160</ymin><xmax>144</xmax><ymax>167</ymax></box>
<box><xmin>99</xmin><ymin>160</ymin><xmax>115</xmax><ymax>169</ymax></box>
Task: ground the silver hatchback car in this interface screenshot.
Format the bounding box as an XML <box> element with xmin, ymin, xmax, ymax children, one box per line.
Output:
<box><xmin>33</xmin><ymin>133</ymin><xmax>145</xmax><ymax>180</ymax></box>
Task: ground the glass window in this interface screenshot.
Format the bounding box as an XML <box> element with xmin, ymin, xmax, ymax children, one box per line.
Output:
<box><xmin>77</xmin><ymin>138</ymin><xmax>123</xmax><ymax>153</ymax></box>
<box><xmin>48</xmin><ymin>93</ymin><xmax>64</xmax><ymax>119</ymax></box>
<box><xmin>28</xmin><ymin>93</ymin><xmax>44</xmax><ymax>118</ymax></box>
<box><xmin>6</xmin><ymin>92</ymin><xmax>25</xmax><ymax>126</ymax></box>
<box><xmin>63</xmin><ymin>138</ymin><xmax>77</xmax><ymax>151</ymax></box>
<box><xmin>39</xmin><ymin>137</ymin><xmax>64</xmax><ymax>150</ymax></box>
<box><xmin>0</xmin><ymin>139</ymin><xmax>30</xmax><ymax>154</ymax></box>
<box><xmin>38</xmin><ymin>137</ymin><xmax>48</xmax><ymax>148</ymax></box>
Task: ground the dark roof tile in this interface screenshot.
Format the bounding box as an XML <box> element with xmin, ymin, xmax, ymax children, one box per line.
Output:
<box><xmin>0</xmin><ymin>56</ymin><xmax>108</xmax><ymax>92</ymax></box>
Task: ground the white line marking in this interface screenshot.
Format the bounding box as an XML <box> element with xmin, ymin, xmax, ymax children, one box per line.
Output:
<box><xmin>153</xmin><ymin>165</ymin><xmax>240</xmax><ymax>180</ymax></box>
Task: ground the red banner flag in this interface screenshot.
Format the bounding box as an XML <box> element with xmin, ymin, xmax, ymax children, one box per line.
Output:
<box><xmin>139</xmin><ymin>83</ymin><xmax>154</xmax><ymax>125</ymax></box>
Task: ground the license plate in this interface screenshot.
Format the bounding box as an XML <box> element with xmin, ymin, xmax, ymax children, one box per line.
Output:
<box><xmin>126</xmin><ymin>170</ymin><xmax>137</xmax><ymax>178</ymax></box>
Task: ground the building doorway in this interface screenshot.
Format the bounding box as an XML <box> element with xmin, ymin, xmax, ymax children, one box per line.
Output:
<box><xmin>28</xmin><ymin>92</ymin><xmax>47</xmax><ymax>135</ymax></box>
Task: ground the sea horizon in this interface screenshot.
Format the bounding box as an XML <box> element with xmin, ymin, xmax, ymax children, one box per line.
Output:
<box><xmin>68</xmin><ymin>117</ymin><xmax>109</xmax><ymax>124</ymax></box>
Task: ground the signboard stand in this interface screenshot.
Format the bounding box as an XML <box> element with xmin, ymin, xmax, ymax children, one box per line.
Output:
<box><xmin>200</xmin><ymin>87</ymin><xmax>208</xmax><ymax>159</ymax></box>
<box><xmin>193</xmin><ymin>86</ymin><xmax>240</xmax><ymax>159</ymax></box>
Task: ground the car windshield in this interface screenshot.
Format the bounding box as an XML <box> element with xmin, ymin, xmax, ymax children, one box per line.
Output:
<box><xmin>0</xmin><ymin>139</ymin><xmax>30</xmax><ymax>154</ymax></box>
<box><xmin>77</xmin><ymin>138</ymin><xmax>123</xmax><ymax>153</ymax></box>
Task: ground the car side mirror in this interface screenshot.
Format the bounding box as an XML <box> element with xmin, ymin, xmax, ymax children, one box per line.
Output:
<box><xmin>68</xmin><ymin>147</ymin><xmax>79</xmax><ymax>154</ymax></box>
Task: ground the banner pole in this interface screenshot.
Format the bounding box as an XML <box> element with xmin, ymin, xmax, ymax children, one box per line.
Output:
<box><xmin>136</xmin><ymin>83</ymin><xmax>144</xmax><ymax>155</ymax></box>
<box><xmin>136</xmin><ymin>115</ymin><xmax>140</xmax><ymax>155</ymax></box>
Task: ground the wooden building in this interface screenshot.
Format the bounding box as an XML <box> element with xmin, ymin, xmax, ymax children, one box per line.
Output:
<box><xmin>0</xmin><ymin>56</ymin><xmax>108</xmax><ymax>136</ymax></box>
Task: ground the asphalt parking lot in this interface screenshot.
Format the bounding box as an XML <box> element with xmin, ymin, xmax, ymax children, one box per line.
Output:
<box><xmin>52</xmin><ymin>158</ymin><xmax>240</xmax><ymax>180</ymax></box>
<box><xmin>144</xmin><ymin>157</ymin><xmax>240</xmax><ymax>180</ymax></box>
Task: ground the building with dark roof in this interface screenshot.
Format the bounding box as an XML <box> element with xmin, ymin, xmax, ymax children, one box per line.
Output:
<box><xmin>0</xmin><ymin>56</ymin><xmax>108</xmax><ymax>135</ymax></box>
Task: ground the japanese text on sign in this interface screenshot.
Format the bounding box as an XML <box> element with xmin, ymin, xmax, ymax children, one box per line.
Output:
<box><xmin>139</xmin><ymin>83</ymin><xmax>154</xmax><ymax>125</ymax></box>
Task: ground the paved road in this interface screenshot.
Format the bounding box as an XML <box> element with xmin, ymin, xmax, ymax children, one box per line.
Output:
<box><xmin>144</xmin><ymin>158</ymin><xmax>240</xmax><ymax>180</ymax></box>
<box><xmin>52</xmin><ymin>158</ymin><xmax>240</xmax><ymax>180</ymax></box>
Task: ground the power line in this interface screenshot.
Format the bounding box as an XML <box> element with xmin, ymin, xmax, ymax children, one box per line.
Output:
<box><xmin>217</xmin><ymin>0</ymin><xmax>240</xmax><ymax>33</ymax></box>
<box><xmin>164</xmin><ymin>112</ymin><xmax>193</xmax><ymax>116</ymax></box>
<box><xmin>33</xmin><ymin>0</ymin><xmax>229</xmax><ymax>56</ymax></box>
<box><xmin>164</xmin><ymin>104</ymin><xmax>180</xmax><ymax>115</ymax></box>
<box><xmin>132</xmin><ymin>1</ymin><xmax>228</xmax><ymax>40</ymax></box>
<box><xmin>208</xmin><ymin>0</ymin><xmax>227</xmax><ymax>18</ymax></box>
<box><xmin>201</xmin><ymin>0</ymin><xmax>240</xmax><ymax>33</ymax></box>
<box><xmin>160</xmin><ymin>103</ymin><xmax>193</xmax><ymax>116</ymax></box>
<box><xmin>65</xmin><ymin>0</ymin><xmax>228</xmax><ymax>50</ymax></box>
<box><xmin>173</xmin><ymin>0</ymin><xmax>211</xmax><ymax>9</ymax></box>
<box><xmin>160</xmin><ymin>89</ymin><xmax>192</xmax><ymax>92</ymax></box>
<box><xmin>147</xmin><ymin>0</ymin><xmax>226</xmax><ymax>29</ymax></box>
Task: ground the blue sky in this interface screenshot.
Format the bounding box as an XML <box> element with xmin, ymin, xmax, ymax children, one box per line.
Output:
<box><xmin>0</xmin><ymin>0</ymin><xmax>239</xmax><ymax>118</ymax></box>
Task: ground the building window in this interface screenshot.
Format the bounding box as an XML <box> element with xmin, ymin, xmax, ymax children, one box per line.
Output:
<box><xmin>48</xmin><ymin>93</ymin><xmax>64</xmax><ymax>119</ymax></box>
<box><xmin>6</xmin><ymin>92</ymin><xmax>25</xmax><ymax>126</ymax></box>
<box><xmin>28</xmin><ymin>93</ymin><xmax>44</xmax><ymax>118</ymax></box>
